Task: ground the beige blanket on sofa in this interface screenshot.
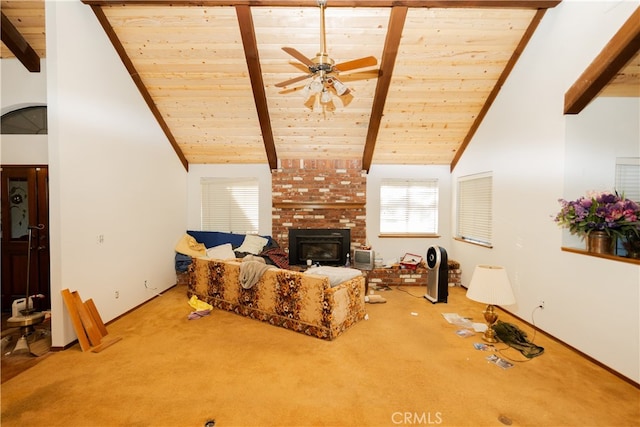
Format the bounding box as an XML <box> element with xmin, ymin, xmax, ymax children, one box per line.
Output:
<box><xmin>239</xmin><ymin>255</ymin><xmax>276</xmax><ymax>289</ymax></box>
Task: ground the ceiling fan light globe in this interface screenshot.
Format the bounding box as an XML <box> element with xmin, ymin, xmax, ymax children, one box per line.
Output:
<box><xmin>320</xmin><ymin>90</ymin><xmax>332</xmax><ymax>104</ymax></box>
<box><xmin>301</xmin><ymin>83</ymin><xmax>312</xmax><ymax>99</ymax></box>
<box><xmin>332</xmin><ymin>79</ymin><xmax>349</xmax><ymax>96</ymax></box>
<box><xmin>310</xmin><ymin>80</ymin><xmax>323</xmax><ymax>94</ymax></box>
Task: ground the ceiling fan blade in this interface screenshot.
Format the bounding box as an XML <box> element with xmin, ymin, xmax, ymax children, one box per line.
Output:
<box><xmin>337</xmin><ymin>69</ymin><xmax>380</xmax><ymax>82</ymax></box>
<box><xmin>333</xmin><ymin>56</ymin><xmax>378</xmax><ymax>73</ymax></box>
<box><xmin>289</xmin><ymin>62</ymin><xmax>310</xmax><ymax>73</ymax></box>
<box><xmin>275</xmin><ymin>73</ymin><xmax>314</xmax><ymax>88</ymax></box>
<box><xmin>282</xmin><ymin>47</ymin><xmax>315</xmax><ymax>68</ymax></box>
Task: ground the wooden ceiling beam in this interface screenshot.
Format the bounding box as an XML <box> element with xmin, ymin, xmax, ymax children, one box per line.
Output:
<box><xmin>89</xmin><ymin>5</ymin><xmax>190</xmax><ymax>171</ymax></box>
<box><xmin>82</xmin><ymin>1</ymin><xmax>561</xmax><ymax>8</ymax></box>
<box><xmin>236</xmin><ymin>5</ymin><xmax>278</xmax><ymax>171</ymax></box>
<box><xmin>362</xmin><ymin>6</ymin><xmax>407</xmax><ymax>173</ymax></box>
<box><xmin>1</xmin><ymin>12</ymin><xmax>41</xmax><ymax>72</ymax></box>
<box><xmin>564</xmin><ymin>7</ymin><xmax>640</xmax><ymax>115</ymax></box>
<box><xmin>450</xmin><ymin>8</ymin><xmax>548</xmax><ymax>172</ymax></box>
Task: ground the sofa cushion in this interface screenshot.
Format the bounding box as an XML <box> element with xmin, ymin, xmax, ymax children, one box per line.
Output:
<box><xmin>236</xmin><ymin>234</ymin><xmax>269</xmax><ymax>255</ymax></box>
<box><xmin>304</xmin><ymin>266</ymin><xmax>363</xmax><ymax>287</ymax></box>
<box><xmin>187</xmin><ymin>230</ymin><xmax>273</xmax><ymax>249</ymax></box>
<box><xmin>206</xmin><ymin>243</ymin><xmax>236</xmax><ymax>260</ymax></box>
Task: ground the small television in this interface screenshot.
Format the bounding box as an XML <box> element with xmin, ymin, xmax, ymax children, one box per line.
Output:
<box><xmin>353</xmin><ymin>249</ymin><xmax>375</xmax><ymax>270</ymax></box>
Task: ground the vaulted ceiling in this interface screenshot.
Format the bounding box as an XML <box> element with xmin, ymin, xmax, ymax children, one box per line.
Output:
<box><xmin>2</xmin><ymin>1</ymin><xmax>638</xmax><ymax>172</ymax></box>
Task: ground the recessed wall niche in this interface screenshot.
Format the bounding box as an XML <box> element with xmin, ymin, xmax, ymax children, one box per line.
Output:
<box><xmin>562</xmin><ymin>97</ymin><xmax>640</xmax><ymax>253</ymax></box>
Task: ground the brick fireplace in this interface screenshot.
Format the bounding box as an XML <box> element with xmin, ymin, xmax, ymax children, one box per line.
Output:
<box><xmin>272</xmin><ymin>159</ymin><xmax>367</xmax><ymax>258</ymax></box>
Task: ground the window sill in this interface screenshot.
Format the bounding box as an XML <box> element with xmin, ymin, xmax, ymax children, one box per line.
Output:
<box><xmin>454</xmin><ymin>237</ymin><xmax>493</xmax><ymax>248</ymax></box>
<box><xmin>561</xmin><ymin>247</ymin><xmax>640</xmax><ymax>265</ymax></box>
<box><xmin>378</xmin><ymin>233</ymin><xmax>440</xmax><ymax>238</ymax></box>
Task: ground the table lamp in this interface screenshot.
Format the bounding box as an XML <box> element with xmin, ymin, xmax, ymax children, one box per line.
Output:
<box><xmin>466</xmin><ymin>265</ymin><xmax>516</xmax><ymax>343</ymax></box>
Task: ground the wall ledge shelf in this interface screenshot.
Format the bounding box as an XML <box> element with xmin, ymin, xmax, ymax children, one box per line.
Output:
<box><xmin>273</xmin><ymin>202</ymin><xmax>365</xmax><ymax>210</ymax></box>
<box><xmin>561</xmin><ymin>247</ymin><xmax>640</xmax><ymax>265</ymax></box>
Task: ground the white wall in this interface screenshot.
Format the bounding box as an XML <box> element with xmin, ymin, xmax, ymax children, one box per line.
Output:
<box><xmin>0</xmin><ymin>59</ymin><xmax>47</xmax><ymax>114</ymax></box>
<box><xmin>450</xmin><ymin>0</ymin><xmax>639</xmax><ymax>382</ymax></box>
<box><xmin>46</xmin><ymin>1</ymin><xmax>187</xmax><ymax>347</ymax></box>
<box><xmin>0</xmin><ymin>134</ymin><xmax>48</xmax><ymax>164</ymax></box>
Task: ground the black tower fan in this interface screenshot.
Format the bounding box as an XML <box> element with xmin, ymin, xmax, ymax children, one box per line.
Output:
<box><xmin>424</xmin><ymin>245</ymin><xmax>448</xmax><ymax>304</ymax></box>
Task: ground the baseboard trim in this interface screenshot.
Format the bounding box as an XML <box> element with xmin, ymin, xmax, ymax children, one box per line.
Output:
<box><xmin>50</xmin><ymin>284</ymin><xmax>177</xmax><ymax>352</ymax></box>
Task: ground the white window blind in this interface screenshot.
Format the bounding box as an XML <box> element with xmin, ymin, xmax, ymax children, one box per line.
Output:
<box><xmin>380</xmin><ymin>179</ymin><xmax>439</xmax><ymax>235</ymax></box>
<box><xmin>615</xmin><ymin>157</ymin><xmax>640</xmax><ymax>202</ymax></box>
<box><xmin>201</xmin><ymin>177</ymin><xmax>259</xmax><ymax>234</ymax></box>
<box><xmin>457</xmin><ymin>172</ymin><xmax>492</xmax><ymax>246</ymax></box>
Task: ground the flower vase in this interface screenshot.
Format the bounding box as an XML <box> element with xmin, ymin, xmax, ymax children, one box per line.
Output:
<box><xmin>587</xmin><ymin>231</ymin><xmax>613</xmax><ymax>254</ymax></box>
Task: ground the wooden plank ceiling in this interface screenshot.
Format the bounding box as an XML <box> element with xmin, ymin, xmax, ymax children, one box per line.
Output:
<box><xmin>2</xmin><ymin>1</ymin><xmax>638</xmax><ymax>172</ymax></box>
<box><xmin>1</xmin><ymin>0</ymin><xmax>46</xmax><ymax>70</ymax></box>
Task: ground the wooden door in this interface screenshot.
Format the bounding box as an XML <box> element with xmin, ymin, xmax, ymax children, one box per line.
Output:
<box><xmin>1</xmin><ymin>166</ymin><xmax>50</xmax><ymax>312</ymax></box>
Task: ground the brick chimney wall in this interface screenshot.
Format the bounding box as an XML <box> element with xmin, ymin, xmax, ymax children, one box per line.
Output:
<box><xmin>272</xmin><ymin>159</ymin><xmax>367</xmax><ymax>256</ymax></box>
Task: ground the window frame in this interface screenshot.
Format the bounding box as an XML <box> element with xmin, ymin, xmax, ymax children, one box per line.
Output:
<box><xmin>200</xmin><ymin>177</ymin><xmax>260</xmax><ymax>234</ymax></box>
<box><xmin>455</xmin><ymin>172</ymin><xmax>493</xmax><ymax>247</ymax></box>
<box><xmin>615</xmin><ymin>157</ymin><xmax>640</xmax><ymax>202</ymax></box>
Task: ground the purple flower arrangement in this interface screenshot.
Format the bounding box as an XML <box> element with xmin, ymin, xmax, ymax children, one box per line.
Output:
<box><xmin>555</xmin><ymin>191</ymin><xmax>640</xmax><ymax>240</ymax></box>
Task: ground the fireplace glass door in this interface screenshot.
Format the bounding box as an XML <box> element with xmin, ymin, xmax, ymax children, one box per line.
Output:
<box><xmin>288</xmin><ymin>228</ymin><xmax>350</xmax><ymax>266</ymax></box>
<box><xmin>299</xmin><ymin>238</ymin><xmax>341</xmax><ymax>264</ymax></box>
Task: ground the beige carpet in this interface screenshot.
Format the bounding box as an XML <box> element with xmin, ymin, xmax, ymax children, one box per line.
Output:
<box><xmin>1</xmin><ymin>285</ymin><xmax>638</xmax><ymax>427</ymax></box>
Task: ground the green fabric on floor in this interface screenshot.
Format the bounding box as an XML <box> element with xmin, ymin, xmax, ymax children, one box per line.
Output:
<box><xmin>493</xmin><ymin>320</ymin><xmax>545</xmax><ymax>358</ymax></box>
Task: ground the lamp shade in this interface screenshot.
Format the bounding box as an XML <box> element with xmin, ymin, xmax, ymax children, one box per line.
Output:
<box><xmin>466</xmin><ymin>265</ymin><xmax>516</xmax><ymax>306</ymax></box>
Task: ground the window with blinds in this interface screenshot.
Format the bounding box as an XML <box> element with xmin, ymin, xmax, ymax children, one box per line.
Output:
<box><xmin>615</xmin><ymin>157</ymin><xmax>640</xmax><ymax>202</ymax></box>
<box><xmin>379</xmin><ymin>179</ymin><xmax>439</xmax><ymax>235</ymax></box>
<box><xmin>456</xmin><ymin>172</ymin><xmax>493</xmax><ymax>246</ymax></box>
<box><xmin>614</xmin><ymin>158</ymin><xmax>639</xmax><ymax>256</ymax></box>
<box><xmin>201</xmin><ymin>177</ymin><xmax>259</xmax><ymax>234</ymax></box>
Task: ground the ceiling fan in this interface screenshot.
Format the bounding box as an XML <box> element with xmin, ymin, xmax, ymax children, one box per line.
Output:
<box><xmin>274</xmin><ymin>0</ymin><xmax>378</xmax><ymax>105</ymax></box>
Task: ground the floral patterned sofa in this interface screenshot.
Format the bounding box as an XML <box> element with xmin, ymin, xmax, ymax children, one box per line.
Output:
<box><xmin>187</xmin><ymin>257</ymin><xmax>366</xmax><ymax>340</ymax></box>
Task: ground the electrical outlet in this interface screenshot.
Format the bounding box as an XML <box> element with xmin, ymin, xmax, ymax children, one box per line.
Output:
<box><xmin>115</xmin><ymin>290</ymin><xmax>120</xmax><ymax>299</ymax></box>
<box><xmin>538</xmin><ymin>300</ymin><xmax>545</xmax><ymax>309</ymax></box>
